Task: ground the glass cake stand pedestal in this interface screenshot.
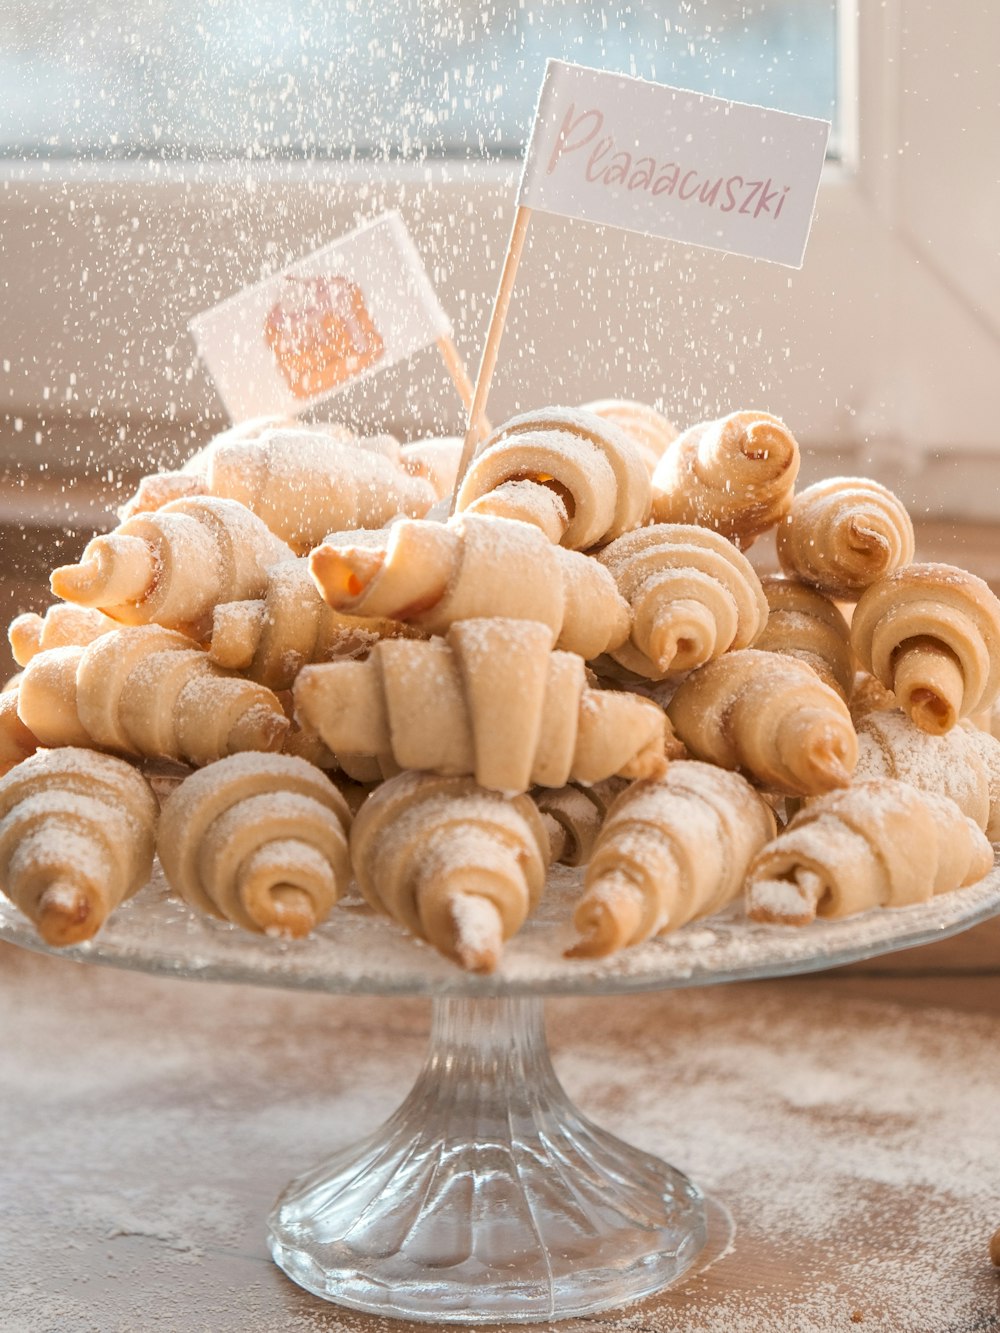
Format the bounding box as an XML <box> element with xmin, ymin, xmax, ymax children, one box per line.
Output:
<box><xmin>2</xmin><ymin>863</ymin><xmax>999</xmax><ymax>1325</ymax></box>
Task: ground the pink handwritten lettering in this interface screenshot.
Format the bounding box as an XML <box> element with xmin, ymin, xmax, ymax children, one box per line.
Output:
<box><xmin>545</xmin><ymin>104</ymin><xmax>604</xmax><ymax>176</ymax></box>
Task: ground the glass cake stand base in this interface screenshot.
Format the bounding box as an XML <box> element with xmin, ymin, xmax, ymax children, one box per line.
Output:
<box><xmin>268</xmin><ymin>995</ymin><xmax>707</xmax><ymax>1323</ymax></box>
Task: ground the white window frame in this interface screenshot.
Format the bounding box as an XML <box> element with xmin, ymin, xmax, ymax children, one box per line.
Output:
<box><xmin>1</xmin><ymin>0</ymin><xmax>997</xmax><ymax>512</ymax></box>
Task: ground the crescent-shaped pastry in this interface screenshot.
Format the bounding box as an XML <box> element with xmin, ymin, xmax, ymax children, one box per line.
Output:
<box><xmin>666</xmin><ymin>648</ymin><xmax>858</xmax><ymax>796</ymax></box>
<box><xmin>456</xmin><ymin>407</ymin><xmax>651</xmax><ymax>549</ymax></box>
<box><xmin>746</xmin><ymin>779</ymin><xmax>992</xmax><ymax>924</ymax></box>
<box><xmin>9</xmin><ymin>604</ymin><xmax>118</xmax><ymax>667</ymax></box>
<box><xmin>580</xmin><ymin>399</ymin><xmax>678</xmax><ymax>478</ymax></box>
<box><xmin>756</xmin><ymin>576</ymin><xmax>853</xmax><ymax>700</ymax></box>
<box><xmin>157</xmin><ymin>753</ymin><xmax>352</xmax><ymax>938</ymax></box>
<box><xmin>17</xmin><ymin>627</ymin><xmax>289</xmax><ymax>766</ymax></box>
<box><xmin>50</xmin><ymin>496</ymin><xmax>293</xmax><ymax>641</ymax></box>
<box><xmin>651</xmin><ymin>410</ymin><xmax>800</xmax><ymax>548</ymax></box>
<box><xmin>854</xmin><ymin>708</ymin><xmax>992</xmax><ymax>832</ymax></box>
<box><xmin>775</xmin><ymin>476</ymin><xmax>915</xmax><ymax>599</ymax></box>
<box><xmin>569</xmin><ymin>762</ymin><xmax>776</xmax><ymax>956</ymax></box>
<box><xmin>850</xmin><ymin>563</ymin><xmax>1000</xmax><ymax>734</ymax></box>
<box><xmin>293</xmin><ymin>618</ymin><xmax>669</xmax><ymax>794</ymax></box>
<box><xmin>597</xmin><ymin>524</ymin><xmax>768</xmax><ymax>679</ymax></box>
<box><xmin>209</xmin><ymin>557</ymin><xmax>410</xmax><ymax>691</ymax></box>
<box><xmin>0</xmin><ymin>747</ymin><xmax>158</xmax><ymax>946</ymax></box>
<box><xmin>350</xmin><ymin>769</ymin><xmax>550</xmax><ymax>972</ymax></box>
<box><xmin>309</xmin><ymin>514</ymin><xmax>631</xmax><ymax>661</ymax></box>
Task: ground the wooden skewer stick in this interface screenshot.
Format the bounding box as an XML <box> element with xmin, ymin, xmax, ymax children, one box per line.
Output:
<box><xmin>449</xmin><ymin>204</ymin><xmax>533</xmax><ymax>516</ymax></box>
<box><xmin>435</xmin><ymin>334</ymin><xmax>485</xmax><ymax>429</ymax></box>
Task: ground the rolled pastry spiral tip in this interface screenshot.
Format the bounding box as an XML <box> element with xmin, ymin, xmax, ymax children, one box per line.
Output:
<box><xmin>225</xmin><ymin>705</ymin><xmax>291</xmax><ymax>755</ymax></box>
<box><xmin>891</xmin><ymin>640</ymin><xmax>964</xmax><ymax>736</ymax></box>
<box><xmin>448</xmin><ymin>891</ymin><xmax>504</xmax><ymax>974</ymax></box>
<box><xmin>793</xmin><ymin>720</ymin><xmax>857</xmax><ymax>792</ymax></box>
<box><xmin>647</xmin><ymin>602</ymin><xmax>718</xmax><ymax>674</ymax></box>
<box><xmin>50</xmin><ymin>535</ymin><xmax>156</xmax><ymax>608</ymax></box>
<box><xmin>259</xmin><ymin>887</ymin><xmax>318</xmax><ymax>939</ymax></box>
<box><xmin>566</xmin><ymin>874</ymin><xmax>648</xmax><ymax>959</ymax></box>
<box><xmin>746</xmin><ymin>870</ymin><xmax>824</xmax><ymax>926</ymax></box>
<box><xmin>35</xmin><ymin>881</ymin><xmax>98</xmax><ymax>948</ymax></box>
<box><xmin>309</xmin><ymin>544</ymin><xmax>386</xmax><ymax>607</ymax></box>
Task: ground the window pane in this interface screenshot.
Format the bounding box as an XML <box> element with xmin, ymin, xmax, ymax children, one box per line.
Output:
<box><xmin>1</xmin><ymin>1</ymin><xmax>838</xmax><ymax>160</ymax></box>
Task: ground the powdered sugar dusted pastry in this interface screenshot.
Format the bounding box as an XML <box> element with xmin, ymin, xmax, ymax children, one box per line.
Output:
<box><xmin>293</xmin><ymin>619</ymin><xmax>669</xmax><ymax>794</ymax></box>
<box><xmin>776</xmin><ymin>476</ymin><xmax>915</xmax><ymax>599</ymax></box>
<box><xmin>456</xmin><ymin>407</ymin><xmax>651</xmax><ymax>549</ymax></box>
<box><xmin>850</xmin><ymin>563</ymin><xmax>1000</xmax><ymax>735</ymax></box>
<box><xmin>50</xmin><ymin>496</ymin><xmax>293</xmax><ymax>641</ymax></box>
<box><xmin>309</xmin><ymin>514</ymin><xmax>631</xmax><ymax>661</ymax></box>
<box><xmin>0</xmin><ymin>690</ymin><xmax>37</xmax><ymax>775</ymax></box>
<box><xmin>534</xmin><ymin>779</ymin><xmax>625</xmax><ymax>868</ymax></box>
<box><xmin>597</xmin><ymin>524</ymin><xmax>768</xmax><ymax>679</ymax></box>
<box><xmin>756</xmin><ymin>576</ymin><xmax>853</xmax><ymax>700</ymax></box>
<box><xmin>667</xmin><ymin>648</ymin><xmax>858</xmax><ymax>796</ymax></box>
<box><xmin>746</xmin><ymin>779</ymin><xmax>992</xmax><ymax>924</ymax></box>
<box><xmin>569</xmin><ymin>762</ymin><xmax>776</xmax><ymax>957</ymax></box>
<box><xmin>854</xmin><ymin>708</ymin><xmax>992</xmax><ymax>832</ymax></box>
<box><xmin>189</xmin><ymin>427</ymin><xmax>437</xmax><ymax>553</ymax></box>
<box><xmin>157</xmin><ymin>753</ymin><xmax>352</xmax><ymax>938</ymax></box>
<box><xmin>9</xmin><ymin>604</ymin><xmax>119</xmax><ymax>667</ymax></box>
<box><xmin>350</xmin><ymin>770</ymin><xmax>549</xmax><ymax>972</ymax></box>
<box><xmin>18</xmin><ymin>627</ymin><xmax>289</xmax><ymax>766</ymax></box>
<box><xmin>0</xmin><ymin>747</ymin><xmax>158</xmax><ymax>946</ymax></box>
<box><xmin>209</xmin><ymin>557</ymin><xmax>410</xmax><ymax>691</ymax></box>
<box><xmin>651</xmin><ymin>410</ymin><xmax>800</xmax><ymax>548</ymax></box>
<box><xmin>581</xmin><ymin>399</ymin><xmax>678</xmax><ymax>478</ymax></box>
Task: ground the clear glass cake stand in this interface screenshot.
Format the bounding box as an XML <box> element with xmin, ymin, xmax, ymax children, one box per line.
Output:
<box><xmin>3</xmin><ymin>861</ymin><xmax>999</xmax><ymax>1325</ymax></box>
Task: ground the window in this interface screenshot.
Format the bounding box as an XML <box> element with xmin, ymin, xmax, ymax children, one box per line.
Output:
<box><xmin>3</xmin><ymin>2</ymin><xmax>838</xmax><ymax>159</ymax></box>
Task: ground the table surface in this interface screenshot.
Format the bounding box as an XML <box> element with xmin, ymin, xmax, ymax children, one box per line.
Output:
<box><xmin>1</xmin><ymin>509</ymin><xmax>999</xmax><ymax>1331</ymax></box>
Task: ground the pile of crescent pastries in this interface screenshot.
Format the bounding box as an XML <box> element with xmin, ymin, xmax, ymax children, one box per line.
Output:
<box><xmin>1</xmin><ymin>403</ymin><xmax>998</xmax><ymax>973</ymax></box>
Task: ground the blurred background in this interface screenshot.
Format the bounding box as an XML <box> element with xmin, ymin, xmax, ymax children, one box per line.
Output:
<box><xmin>0</xmin><ymin>1</ymin><xmax>996</xmax><ymax>513</ymax></box>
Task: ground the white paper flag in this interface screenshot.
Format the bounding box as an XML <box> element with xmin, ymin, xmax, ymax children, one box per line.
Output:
<box><xmin>189</xmin><ymin>212</ymin><xmax>451</xmax><ymax>421</ymax></box>
<box><xmin>519</xmin><ymin>60</ymin><xmax>830</xmax><ymax>269</ymax></box>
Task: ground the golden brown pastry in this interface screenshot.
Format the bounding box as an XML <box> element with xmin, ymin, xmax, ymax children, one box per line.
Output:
<box><xmin>208</xmin><ymin>557</ymin><xmax>410</xmax><ymax>691</ymax></box>
<box><xmin>775</xmin><ymin>476</ymin><xmax>914</xmax><ymax>599</ymax></box>
<box><xmin>580</xmin><ymin>399</ymin><xmax>678</xmax><ymax>478</ymax></box>
<box><xmin>0</xmin><ymin>690</ymin><xmax>38</xmax><ymax>775</ymax></box>
<box><xmin>157</xmin><ymin>753</ymin><xmax>352</xmax><ymax>938</ymax></box>
<box><xmin>651</xmin><ymin>410</ymin><xmax>800</xmax><ymax>548</ymax></box>
<box><xmin>746</xmin><ymin>779</ymin><xmax>993</xmax><ymax>924</ymax></box>
<box><xmin>350</xmin><ymin>769</ymin><xmax>550</xmax><ymax>972</ymax></box>
<box><xmin>293</xmin><ymin>619</ymin><xmax>670</xmax><ymax>794</ymax></box>
<box><xmin>854</xmin><ymin>708</ymin><xmax>993</xmax><ymax>832</ymax></box>
<box><xmin>455</xmin><ymin>407</ymin><xmax>651</xmax><ymax>549</ymax></box>
<box><xmin>50</xmin><ymin>496</ymin><xmax>293</xmax><ymax>641</ymax></box>
<box><xmin>597</xmin><ymin>524</ymin><xmax>768</xmax><ymax>679</ymax></box>
<box><xmin>569</xmin><ymin>762</ymin><xmax>776</xmax><ymax>956</ymax></box>
<box><xmin>0</xmin><ymin>747</ymin><xmax>158</xmax><ymax>946</ymax></box>
<box><xmin>533</xmin><ymin>779</ymin><xmax>625</xmax><ymax>868</ymax></box>
<box><xmin>756</xmin><ymin>576</ymin><xmax>853</xmax><ymax>700</ymax></box>
<box><xmin>17</xmin><ymin>627</ymin><xmax>289</xmax><ymax>766</ymax></box>
<box><xmin>8</xmin><ymin>604</ymin><xmax>118</xmax><ymax>667</ymax></box>
<box><xmin>666</xmin><ymin>648</ymin><xmax>858</xmax><ymax>796</ymax></box>
<box><xmin>850</xmin><ymin>563</ymin><xmax>1000</xmax><ymax>734</ymax></box>
<box><xmin>309</xmin><ymin>514</ymin><xmax>631</xmax><ymax>661</ymax></box>
<box><xmin>958</xmin><ymin>721</ymin><xmax>1000</xmax><ymax>840</ymax></box>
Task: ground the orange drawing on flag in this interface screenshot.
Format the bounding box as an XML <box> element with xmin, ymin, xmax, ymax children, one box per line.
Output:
<box><xmin>263</xmin><ymin>275</ymin><xmax>385</xmax><ymax>399</ymax></box>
